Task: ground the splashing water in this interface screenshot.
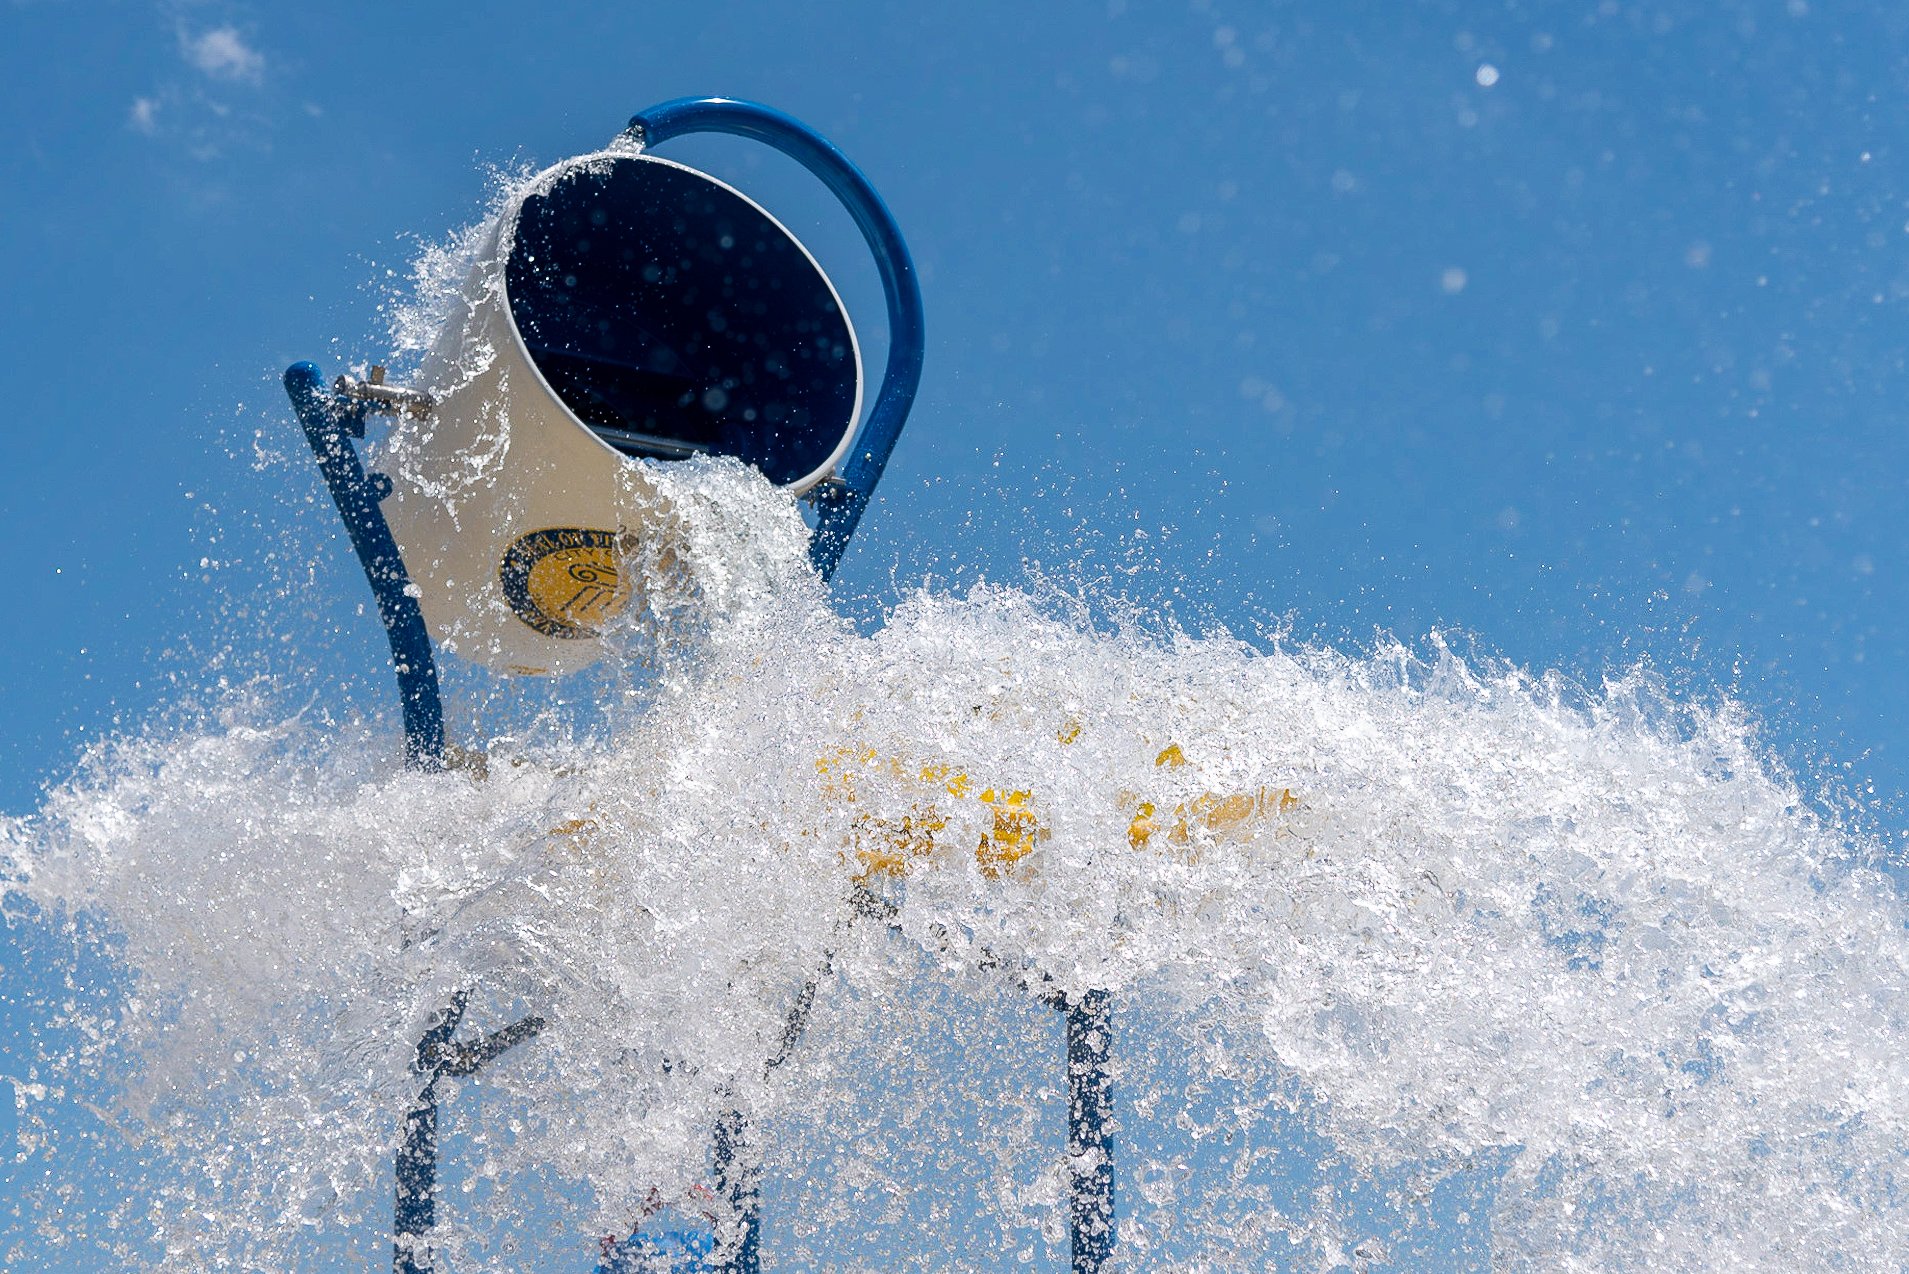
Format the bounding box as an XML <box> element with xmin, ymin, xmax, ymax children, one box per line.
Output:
<box><xmin>5</xmin><ymin>449</ymin><xmax>1907</xmax><ymax>1270</ymax></box>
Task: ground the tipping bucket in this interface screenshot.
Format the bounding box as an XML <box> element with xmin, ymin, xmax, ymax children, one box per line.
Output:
<box><xmin>375</xmin><ymin>148</ymin><xmax>866</xmax><ymax>675</ymax></box>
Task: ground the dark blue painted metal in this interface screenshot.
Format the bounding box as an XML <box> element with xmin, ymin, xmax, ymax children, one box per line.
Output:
<box><xmin>284</xmin><ymin>362</ymin><xmax>446</xmax><ymax>772</ymax></box>
<box><xmin>1062</xmin><ymin>991</ymin><xmax>1115</xmax><ymax>1272</ymax></box>
<box><xmin>624</xmin><ymin>97</ymin><xmax>925</xmax><ymax>581</ymax></box>
<box><xmin>393</xmin><ymin>994</ymin><xmax>468</xmax><ymax>1274</ymax></box>
<box><xmin>392</xmin><ymin>992</ymin><xmax>546</xmax><ymax>1274</ymax></box>
<box><xmin>709</xmin><ymin>1107</ymin><xmax>762</xmax><ymax>1274</ymax></box>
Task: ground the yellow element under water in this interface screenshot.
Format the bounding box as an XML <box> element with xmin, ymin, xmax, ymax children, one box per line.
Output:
<box><xmin>816</xmin><ymin>733</ymin><xmax>1299</xmax><ymax>883</ymax></box>
<box><xmin>1126</xmin><ymin>787</ymin><xmax>1301</xmax><ymax>853</ymax></box>
<box><xmin>816</xmin><ymin>747</ymin><xmax>1046</xmax><ymax>882</ymax></box>
<box><xmin>1123</xmin><ymin>740</ymin><xmax>1300</xmax><ymax>854</ymax></box>
<box><xmin>541</xmin><ymin>735</ymin><xmax>1300</xmax><ymax>884</ymax></box>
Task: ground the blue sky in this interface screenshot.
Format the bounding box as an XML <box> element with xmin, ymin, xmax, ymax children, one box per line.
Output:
<box><xmin>5</xmin><ymin>1</ymin><xmax>1909</xmax><ymax>1266</ymax></box>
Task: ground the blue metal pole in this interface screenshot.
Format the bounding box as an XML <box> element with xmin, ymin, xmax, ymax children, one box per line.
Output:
<box><xmin>1062</xmin><ymin>991</ymin><xmax>1115</xmax><ymax>1273</ymax></box>
<box><xmin>392</xmin><ymin>992</ymin><xmax>546</xmax><ymax>1274</ymax></box>
<box><xmin>394</xmin><ymin>995</ymin><xmax>467</xmax><ymax>1274</ymax></box>
<box><xmin>623</xmin><ymin>98</ymin><xmax>926</xmax><ymax>581</ymax></box>
<box><xmin>709</xmin><ymin>1107</ymin><xmax>762</xmax><ymax>1274</ymax></box>
<box><xmin>283</xmin><ymin>363</ymin><xmax>446</xmax><ymax>771</ymax></box>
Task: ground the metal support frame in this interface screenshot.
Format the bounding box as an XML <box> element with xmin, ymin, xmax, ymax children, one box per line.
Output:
<box><xmin>1059</xmin><ymin>991</ymin><xmax>1115</xmax><ymax>1272</ymax></box>
<box><xmin>698</xmin><ymin>891</ymin><xmax>1114</xmax><ymax>1274</ymax></box>
<box><xmin>394</xmin><ymin>993</ymin><xmax>547</xmax><ymax>1274</ymax></box>
<box><xmin>288</xmin><ymin>360</ymin><xmax>1114</xmax><ymax>1270</ymax></box>
<box><xmin>284</xmin><ymin>362</ymin><xmax>445</xmax><ymax>771</ymax></box>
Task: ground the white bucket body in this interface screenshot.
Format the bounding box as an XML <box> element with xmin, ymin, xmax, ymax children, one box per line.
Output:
<box><xmin>372</xmin><ymin>151</ymin><xmax>863</xmax><ymax>676</ymax></box>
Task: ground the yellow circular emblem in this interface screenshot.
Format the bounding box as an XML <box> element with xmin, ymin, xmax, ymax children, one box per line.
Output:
<box><xmin>499</xmin><ymin>528</ymin><xmax>631</xmax><ymax>639</ymax></box>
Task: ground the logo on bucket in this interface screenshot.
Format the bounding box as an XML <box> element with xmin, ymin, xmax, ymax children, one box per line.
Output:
<box><xmin>500</xmin><ymin>527</ymin><xmax>631</xmax><ymax>639</ymax></box>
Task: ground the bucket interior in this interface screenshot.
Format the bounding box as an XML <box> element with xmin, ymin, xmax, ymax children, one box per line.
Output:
<box><xmin>505</xmin><ymin>154</ymin><xmax>863</xmax><ymax>488</ymax></box>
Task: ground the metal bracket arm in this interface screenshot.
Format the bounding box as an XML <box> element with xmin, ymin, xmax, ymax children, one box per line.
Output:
<box><xmin>624</xmin><ymin>97</ymin><xmax>926</xmax><ymax>582</ymax></box>
<box><xmin>284</xmin><ymin>361</ymin><xmax>446</xmax><ymax>771</ymax></box>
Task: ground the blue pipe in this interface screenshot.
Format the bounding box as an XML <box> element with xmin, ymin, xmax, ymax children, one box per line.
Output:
<box><xmin>1062</xmin><ymin>991</ymin><xmax>1115</xmax><ymax>1272</ymax></box>
<box><xmin>284</xmin><ymin>363</ymin><xmax>446</xmax><ymax>771</ymax></box>
<box><xmin>625</xmin><ymin>97</ymin><xmax>925</xmax><ymax>581</ymax></box>
<box><xmin>710</xmin><ymin>1106</ymin><xmax>762</xmax><ymax>1273</ymax></box>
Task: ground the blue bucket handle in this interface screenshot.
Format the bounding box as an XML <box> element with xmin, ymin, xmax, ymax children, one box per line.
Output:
<box><xmin>623</xmin><ymin>97</ymin><xmax>925</xmax><ymax>580</ymax></box>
